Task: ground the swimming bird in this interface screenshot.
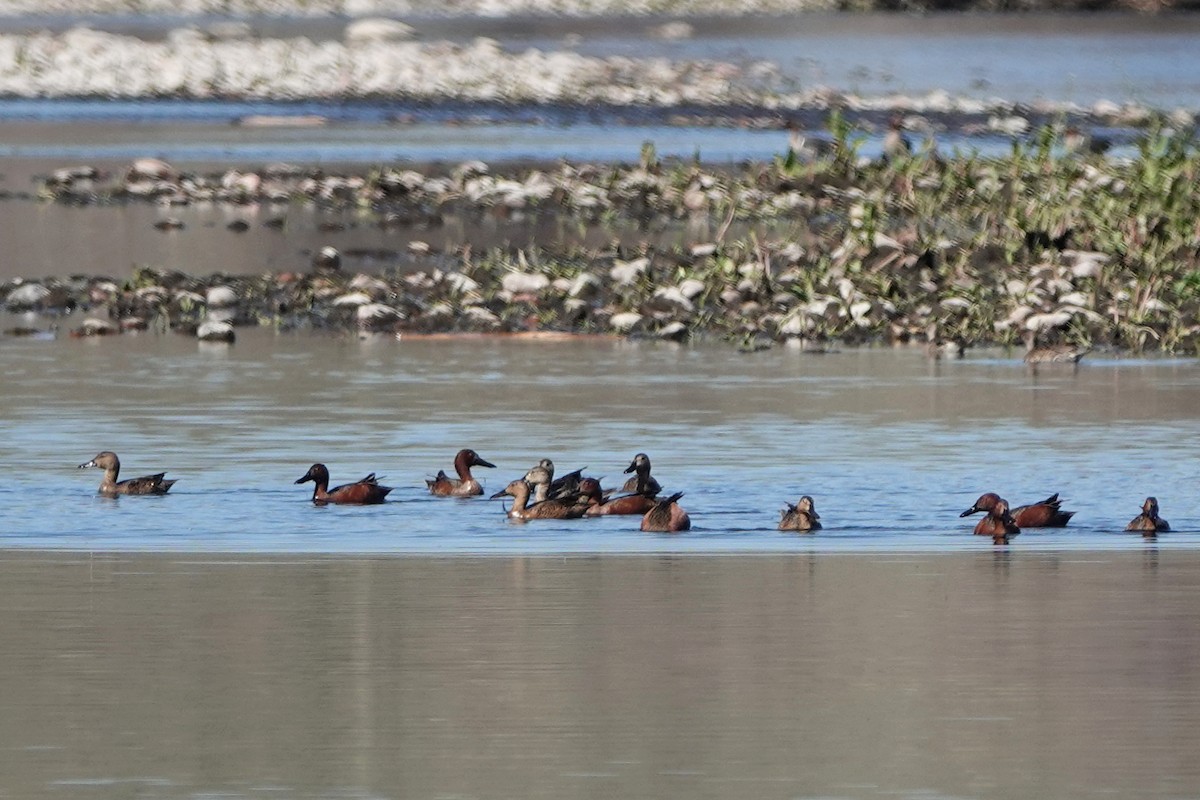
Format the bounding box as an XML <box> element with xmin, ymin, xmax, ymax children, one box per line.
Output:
<box><xmin>295</xmin><ymin>463</ymin><xmax>392</xmax><ymax>505</ymax></box>
<box><xmin>620</xmin><ymin>452</ymin><xmax>662</xmax><ymax>496</ymax></box>
<box><xmin>426</xmin><ymin>448</ymin><xmax>496</xmax><ymax>497</ymax></box>
<box><xmin>971</xmin><ymin>497</ymin><xmax>1020</xmax><ymax>544</ymax></box>
<box><xmin>490</xmin><ymin>479</ymin><xmax>587</xmax><ymax>520</ymax></box>
<box><xmin>779</xmin><ymin>495</ymin><xmax>821</xmax><ymax>532</ymax></box>
<box><xmin>1126</xmin><ymin>496</ymin><xmax>1170</xmax><ymax>535</ymax></box>
<box><xmin>641</xmin><ymin>492</ymin><xmax>691</xmax><ymax>532</ymax></box>
<box><xmin>582</xmin><ymin>477</ymin><xmax>657</xmax><ymax>516</ymax></box>
<box><xmin>78</xmin><ymin>451</ymin><xmax>176</xmax><ymax>496</ymax></box>
<box><xmin>961</xmin><ymin>492</ymin><xmax>1074</xmax><ymax>528</ymax></box>
<box><xmin>523</xmin><ymin>458</ymin><xmax>588</xmax><ymax>503</ymax></box>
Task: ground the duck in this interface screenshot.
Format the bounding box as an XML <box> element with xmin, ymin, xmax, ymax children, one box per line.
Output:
<box><xmin>426</xmin><ymin>448</ymin><xmax>496</xmax><ymax>497</ymax></box>
<box><xmin>78</xmin><ymin>451</ymin><xmax>176</xmax><ymax>496</ymax></box>
<box><xmin>295</xmin><ymin>463</ymin><xmax>392</xmax><ymax>505</ymax></box>
<box><xmin>971</xmin><ymin>497</ymin><xmax>1020</xmax><ymax>544</ymax></box>
<box><xmin>641</xmin><ymin>492</ymin><xmax>691</xmax><ymax>532</ymax></box>
<box><xmin>490</xmin><ymin>479</ymin><xmax>587</xmax><ymax>520</ymax></box>
<box><xmin>960</xmin><ymin>492</ymin><xmax>1075</xmax><ymax>528</ymax></box>
<box><xmin>522</xmin><ymin>458</ymin><xmax>588</xmax><ymax>503</ymax></box>
<box><xmin>778</xmin><ymin>495</ymin><xmax>821</xmax><ymax>532</ymax></box>
<box><xmin>620</xmin><ymin>452</ymin><xmax>662</xmax><ymax>496</ymax></box>
<box><xmin>583</xmin><ymin>478</ymin><xmax>658</xmax><ymax>516</ymax></box>
<box><xmin>1126</xmin><ymin>496</ymin><xmax>1170</xmax><ymax>534</ymax></box>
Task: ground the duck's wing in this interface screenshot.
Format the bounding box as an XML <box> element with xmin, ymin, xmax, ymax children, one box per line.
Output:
<box><xmin>119</xmin><ymin>472</ymin><xmax>174</xmax><ymax>494</ymax></box>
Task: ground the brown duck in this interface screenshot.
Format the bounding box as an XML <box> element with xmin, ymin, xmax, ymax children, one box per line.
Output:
<box><xmin>1126</xmin><ymin>496</ymin><xmax>1170</xmax><ymax>535</ymax></box>
<box><xmin>490</xmin><ymin>479</ymin><xmax>587</xmax><ymax>520</ymax></box>
<box><xmin>961</xmin><ymin>492</ymin><xmax>1074</xmax><ymax>528</ymax></box>
<box><xmin>971</xmin><ymin>497</ymin><xmax>1020</xmax><ymax>544</ymax></box>
<box><xmin>78</xmin><ymin>451</ymin><xmax>176</xmax><ymax>496</ymax></box>
<box><xmin>295</xmin><ymin>463</ymin><xmax>392</xmax><ymax>505</ymax></box>
<box><xmin>778</xmin><ymin>495</ymin><xmax>821</xmax><ymax>532</ymax></box>
<box><xmin>426</xmin><ymin>448</ymin><xmax>496</xmax><ymax>497</ymax></box>
<box><xmin>640</xmin><ymin>492</ymin><xmax>691</xmax><ymax>533</ymax></box>
<box><xmin>620</xmin><ymin>452</ymin><xmax>662</xmax><ymax>496</ymax></box>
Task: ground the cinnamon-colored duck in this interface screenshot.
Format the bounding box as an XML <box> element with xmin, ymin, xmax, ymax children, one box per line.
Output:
<box><xmin>78</xmin><ymin>451</ymin><xmax>176</xmax><ymax>496</ymax></box>
<box><xmin>582</xmin><ymin>478</ymin><xmax>657</xmax><ymax>516</ymax></box>
<box><xmin>295</xmin><ymin>463</ymin><xmax>392</xmax><ymax>505</ymax></box>
<box><xmin>1126</xmin><ymin>496</ymin><xmax>1170</xmax><ymax>534</ymax></box>
<box><xmin>490</xmin><ymin>479</ymin><xmax>587</xmax><ymax>520</ymax></box>
<box><xmin>640</xmin><ymin>492</ymin><xmax>691</xmax><ymax>532</ymax></box>
<box><xmin>778</xmin><ymin>495</ymin><xmax>821</xmax><ymax>532</ymax></box>
<box><xmin>971</xmin><ymin>497</ymin><xmax>1020</xmax><ymax>544</ymax></box>
<box><xmin>961</xmin><ymin>492</ymin><xmax>1074</xmax><ymax>528</ymax></box>
<box><xmin>620</xmin><ymin>452</ymin><xmax>662</xmax><ymax>496</ymax></box>
<box><xmin>426</xmin><ymin>448</ymin><xmax>496</xmax><ymax>497</ymax></box>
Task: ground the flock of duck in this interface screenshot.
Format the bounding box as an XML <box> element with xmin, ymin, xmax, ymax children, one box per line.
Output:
<box><xmin>78</xmin><ymin>449</ymin><xmax>1173</xmax><ymax>541</ymax></box>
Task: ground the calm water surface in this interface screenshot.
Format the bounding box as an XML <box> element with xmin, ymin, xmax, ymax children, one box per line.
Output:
<box><xmin>3</xmin><ymin>335</ymin><xmax>1200</xmax><ymax>798</ymax></box>
<box><xmin>0</xmin><ymin>331</ymin><xmax>1197</xmax><ymax>552</ymax></box>
<box><xmin>1</xmin><ymin>551</ymin><xmax>1199</xmax><ymax>799</ymax></box>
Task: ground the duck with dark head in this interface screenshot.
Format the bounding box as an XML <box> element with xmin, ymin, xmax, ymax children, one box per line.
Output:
<box><xmin>961</xmin><ymin>492</ymin><xmax>1074</xmax><ymax>528</ymax></box>
<box><xmin>970</xmin><ymin>496</ymin><xmax>1020</xmax><ymax>544</ymax></box>
<box><xmin>490</xmin><ymin>479</ymin><xmax>587</xmax><ymax>520</ymax></box>
<box><xmin>426</xmin><ymin>448</ymin><xmax>496</xmax><ymax>497</ymax></box>
<box><xmin>295</xmin><ymin>463</ymin><xmax>392</xmax><ymax>505</ymax></box>
<box><xmin>78</xmin><ymin>451</ymin><xmax>176</xmax><ymax>496</ymax></box>
<box><xmin>641</xmin><ymin>492</ymin><xmax>690</xmax><ymax>533</ymax></box>
<box><xmin>1126</xmin><ymin>496</ymin><xmax>1169</xmax><ymax>536</ymax></box>
<box><xmin>621</xmin><ymin>452</ymin><xmax>662</xmax><ymax>496</ymax></box>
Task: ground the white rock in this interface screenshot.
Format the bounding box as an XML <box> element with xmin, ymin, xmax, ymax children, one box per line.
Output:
<box><xmin>206</xmin><ymin>285</ymin><xmax>238</xmax><ymax>307</ymax></box>
<box><xmin>609</xmin><ymin>258</ymin><xmax>649</xmax><ymax>286</ymax></box>
<box><xmin>5</xmin><ymin>283</ymin><xmax>49</xmax><ymax>307</ymax></box>
<box><xmin>333</xmin><ymin>292</ymin><xmax>373</xmax><ymax>307</ymax></box>
<box><xmin>501</xmin><ymin>272</ymin><xmax>549</xmax><ymax>294</ymax></box>
<box><xmin>609</xmin><ymin>312</ymin><xmax>643</xmax><ymax>332</ymax></box>
<box><xmin>345</xmin><ymin>18</ymin><xmax>415</xmax><ymax>42</ymax></box>
<box><xmin>197</xmin><ymin>320</ymin><xmax>235</xmax><ymax>343</ymax></box>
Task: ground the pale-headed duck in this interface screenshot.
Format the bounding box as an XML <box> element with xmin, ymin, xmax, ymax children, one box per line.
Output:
<box><xmin>779</xmin><ymin>495</ymin><xmax>821</xmax><ymax>532</ymax></box>
<box><xmin>426</xmin><ymin>448</ymin><xmax>496</xmax><ymax>497</ymax></box>
<box><xmin>295</xmin><ymin>463</ymin><xmax>392</xmax><ymax>505</ymax></box>
<box><xmin>490</xmin><ymin>479</ymin><xmax>587</xmax><ymax>520</ymax></box>
<box><xmin>78</xmin><ymin>451</ymin><xmax>176</xmax><ymax>496</ymax></box>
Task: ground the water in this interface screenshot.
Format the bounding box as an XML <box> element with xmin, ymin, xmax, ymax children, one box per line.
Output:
<box><xmin>1</xmin><ymin>331</ymin><xmax>1197</xmax><ymax>552</ymax></box>
<box><xmin>2</xmin><ymin>551</ymin><xmax>1199</xmax><ymax>799</ymax></box>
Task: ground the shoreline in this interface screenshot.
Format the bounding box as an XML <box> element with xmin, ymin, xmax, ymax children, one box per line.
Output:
<box><xmin>6</xmin><ymin>117</ymin><xmax>1200</xmax><ymax>356</ymax></box>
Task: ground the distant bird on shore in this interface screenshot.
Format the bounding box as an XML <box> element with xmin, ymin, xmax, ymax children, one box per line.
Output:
<box><xmin>1023</xmin><ymin>330</ymin><xmax>1088</xmax><ymax>365</ymax></box>
<box><xmin>78</xmin><ymin>451</ymin><xmax>176</xmax><ymax>496</ymax></box>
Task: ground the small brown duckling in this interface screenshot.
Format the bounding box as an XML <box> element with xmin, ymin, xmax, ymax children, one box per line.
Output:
<box><xmin>490</xmin><ymin>479</ymin><xmax>587</xmax><ymax>520</ymax></box>
<box><xmin>640</xmin><ymin>492</ymin><xmax>691</xmax><ymax>533</ymax></box>
<box><xmin>1126</xmin><ymin>496</ymin><xmax>1170</xmax><ymax>535</ymax></box>
<box><xmin>78</xmin><ymin>451</ymin><xmax>176</xmax><ymax>496</ymax></box>
<box><xmin>295</xmin><ymin>463</ymin><xmax>392</xmax><ymax>505</ymax></box>
<box><xmin>778</xmin><ymin>495</ymin><xmax>821</xmax><ymax>532</ymax></box>
<box><xmin>426</xmin><ymin>448</ymin><xmax>496</xmax><ymax>497</ymax></box>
